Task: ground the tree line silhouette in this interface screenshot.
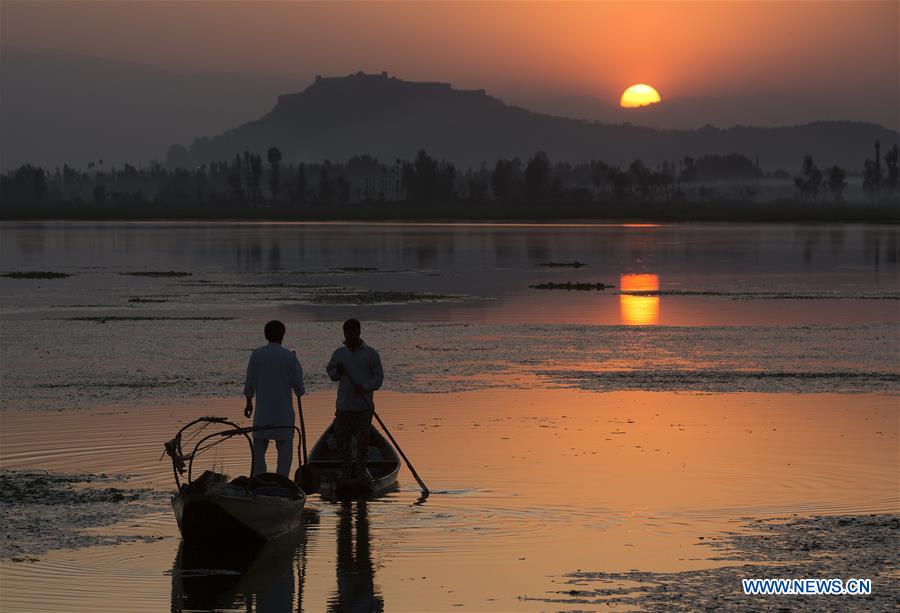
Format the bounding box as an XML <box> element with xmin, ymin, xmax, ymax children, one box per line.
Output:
<box><xmin>2</xmin><ymin>143</ymin><xmax>898</xmax><ymax>208</ymax></box>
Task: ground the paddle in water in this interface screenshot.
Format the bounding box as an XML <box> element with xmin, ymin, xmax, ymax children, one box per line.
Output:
<box><xmin>342</xmin><ymin>369</ymin><xmax>430</xmax><ymax>497</ymax></box>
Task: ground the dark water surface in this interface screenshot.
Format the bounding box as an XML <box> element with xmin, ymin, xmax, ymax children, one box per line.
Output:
<box><xmin>1</xmin><ymin>222</ymin><xmax>898</xmax><ymax>611</ymax></box>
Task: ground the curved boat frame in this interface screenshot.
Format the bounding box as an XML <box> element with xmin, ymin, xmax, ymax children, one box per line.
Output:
<box><xmin>164</xmin><ymin>417</ymin><xmax>307</xmax><ymax>549</ymax></box>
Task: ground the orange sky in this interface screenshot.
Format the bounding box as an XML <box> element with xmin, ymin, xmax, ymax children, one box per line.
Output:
<box><xmin>2</xmin><ymin>1</ymin><xmax>898</xmax><ymax>124</ymax></box>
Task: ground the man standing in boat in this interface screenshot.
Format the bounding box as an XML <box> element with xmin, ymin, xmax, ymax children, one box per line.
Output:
<box><xmin>326</xmin><ymin>319</ymin><xmax>384</xmax><ymax>480</ymax></box>
<box><xmin>244</xmin><ymin>320</ymin><xmax>305</xmax><ymax>477</ymax></box>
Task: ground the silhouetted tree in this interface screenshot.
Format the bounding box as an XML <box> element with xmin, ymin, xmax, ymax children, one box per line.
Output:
<box><xmin>874</xmin><ymin>140</ymin><xmax>882</xmax><ymax>185</ymax></box>
<box><xmin>295</xmin><ymin>163</ymin><xmax>307</xmax><ymax>205</ymax></box>
<box><xmin>657</xmin><ymin>161</ymin><xmax>676</xmax><ymax>202</ymax></box>
<box><xmin>228</xmin><ymin>155</ymin><xmax>243</xmax><ymax>200</ymax></box>
<box><xmin>463</xmin><ymin>165</ymin><xmax>490</xmax><ymax>203</ymax></box>
<box><xmin>467</xmin><ymin>177</ymin><xmax>487</xmax><ymax>203</ymax></box>
<box><xmin>589</xmin><ymin>160</ymin><xmax>608</xmax><ymax>199</ymax></box>
<box><xmin>0</xmin><ymin>164</ymin><xmax>47</xmax><ymax>202</ymax></box>
<box><xmin>827</xmin><ymin>166</ymin><xmax>847</xmax><ymax>202</ymax></box>
<box><xmin>679</xmin><ymin>156</ymin><xmax>696</xmax><ymax>183</ymax></box>
<box><xmin>267</xmin><ymin>147</ymin><xmax>282</xmax><ymax>199</ymax></box>
<box><xmin>628</xmin><ymin>159</ymin><xmax>656</xmax><ymax>200</ymax></box>
<box><xmin>317</xmin><ymin>163</ymin><xmax>336</xmax><ymax>204</ymax></box>
<box><xmin>62</xmin><ymin>164</ymin><xmax>78</xmax><ymax>189</ymax></box>
<box><xmin>402</xmin><ymin>150</ymin><xmax>456</xmax><ymax>202</ymax></box>
<box><xmin>606</xmin><ymin>166</ymin><xmax>629</xmax><ymax>200</ymax></box>
<box><xmin>884</xmin><ymin>144</ymin><xmax>899</xmax><ymax>194</ymax></box>
<box><xmin>862</xmin><ymin>163</ymin><xmax>879</xmax><ymax>201</ymax></box>
<box><xmin>491</xmin><ymin>158</ymin><xmax>522</xmax><ymax>203</ymax></box>
<box><xmin>93</xmin><ymin>183</ymin><xmax>107</xmax><ymax>205</ymax></box>
<box><xmin>243</xmin><ymin>151</ymin><xmax>263</xmax><ymax>201</ymax></box>
<box><xmin>794</xmin><ymin>155</ymin><xmax>822</xmax><ymax>202</ymax></box>
<box><xmin>523</xmin><ymin>151</ymin><xmax>553</xmax><ymax>201</ymax></box>
<box><xmin>336</xmin><ymin>175</ymin><xmax>351</xmax><ymax>204</ymax></box>
<box><xmin>863</xmin><ymin>140</ymin><xmax>882</xmax><ymax>201</ymax></box>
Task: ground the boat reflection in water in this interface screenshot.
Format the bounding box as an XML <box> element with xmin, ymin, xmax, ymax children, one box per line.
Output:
<box><xmin>328</xmin><ymin>501</ymin><xmax>384</xmax><ymax>612</ymax></box>
<box><xmin>170</xmin><ymin>509</ymin><xmax>317</xmax><ymax>612</ymax></box>
<box><xmin>619</xmin><ymin>273</ymin><xmax>660</xmax><ymax>326</ymax></box>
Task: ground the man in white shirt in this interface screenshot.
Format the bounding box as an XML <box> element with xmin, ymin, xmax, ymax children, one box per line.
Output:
<box><xmin>244</xmin><ymin>320</ymin><xmax>305</xmax><ymax>477</ymax></box>
<box><xmin>326</xmin><ymin>319</ymin><xmax>384</xmax><ymax>480</ymax></box>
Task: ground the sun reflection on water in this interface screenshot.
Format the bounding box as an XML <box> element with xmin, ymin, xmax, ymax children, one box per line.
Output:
<box><xmin>619</xmin><ymin>273</ymin><xmax>660</xmax><ymax>325</ymax></box>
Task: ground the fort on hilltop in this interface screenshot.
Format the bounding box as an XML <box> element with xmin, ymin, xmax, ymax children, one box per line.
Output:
<box><xmin>276</xmin><ymin>71</ymin><xmax>487</xmax><ymax>108</ymax></box>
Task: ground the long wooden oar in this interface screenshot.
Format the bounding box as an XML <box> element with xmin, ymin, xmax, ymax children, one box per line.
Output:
<box><xmin>370</xmin><ymin>408</ymin><xmax>429</xmax><ymax>497</ymax></box>
<box><xmin>295</xmin><ymin>395</ymin><xmax>319</xmax><ymax>492</ymax></box>
<box><xmin>344</xmin><ymin>370</ymin><xmax>429</xmax><ymax>496</ymax></box>
<box><xmin>297</xmin><ymin>396</ymin><xmax>309</xmax><ymax>465</ymax></box>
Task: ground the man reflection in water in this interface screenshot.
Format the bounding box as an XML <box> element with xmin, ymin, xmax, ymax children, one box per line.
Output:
<box><xmin>329</xmin><ymin>501</ymin><xmax>383</xmax><ymax>612</ymax></box>
<box><xmin>244</xmin><ymin>320</ymin><xmax>305</xmax><ymax>477</ymax></box>
<box><xmin>326</xmin><ymin>319</ymin><xmax>384</xmax><ymax>480</ymax></box>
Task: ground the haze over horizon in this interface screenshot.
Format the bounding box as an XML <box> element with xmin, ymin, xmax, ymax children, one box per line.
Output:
<box><xmin>1</xmin><ymin>1</ymin><xmax>898</xmax><ymax>170</ymax></box>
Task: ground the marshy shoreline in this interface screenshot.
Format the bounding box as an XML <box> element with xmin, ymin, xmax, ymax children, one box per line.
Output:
<box><xmin>536</xmin><ymin>514</ymin><xmax>899</xmax><ymax>611</ymax></box>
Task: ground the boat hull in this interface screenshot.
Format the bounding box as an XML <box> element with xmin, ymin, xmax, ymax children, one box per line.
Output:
<box><xmin>307</xmin><ymin>422</ymin><xmax>401</xmax><ymax>499</ymax></box>
<box><xmin>173</xmin><ymin>490</ymin><xmax>305</xmax><ymax>550</ymax></box>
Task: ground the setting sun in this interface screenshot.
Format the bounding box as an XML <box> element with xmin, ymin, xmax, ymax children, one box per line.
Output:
<box><xmin>620</xmin><ymin>84</ymin><xmax>662</xmax><ymax>108</ymax></box>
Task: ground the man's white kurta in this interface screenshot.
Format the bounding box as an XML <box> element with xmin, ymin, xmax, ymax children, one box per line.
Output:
<box><xmin>244</xmin><ymin>342</ymin><xmax>305</xmax><ymax>440</ymax></box>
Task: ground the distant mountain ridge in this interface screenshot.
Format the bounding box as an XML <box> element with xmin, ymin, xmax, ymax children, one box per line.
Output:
<box><xmin>0</xmin><ymin>45</ymin><xmax>298</xmax><ymax>170</ymax></box>
<box><xmin>174</xmin><ymin>72</ymin><xmax>899</xmax><ymax>171</ymax></box>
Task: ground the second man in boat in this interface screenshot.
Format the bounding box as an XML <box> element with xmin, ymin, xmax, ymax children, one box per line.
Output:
<box><xmin>326</xmin><ymin>318</ymin><xmax>385</xmax><ymax>481</ymax></box>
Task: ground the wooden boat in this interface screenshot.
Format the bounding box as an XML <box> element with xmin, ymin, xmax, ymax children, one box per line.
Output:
<box><xmin>164</xmin><ymin>417</ymin><xmax>307</xmax><ymax>550</ymax></box>
<box><xmin>306</xmin><ymin>418</ymin><xmax>401</xmax><ymax>499</ymax></box>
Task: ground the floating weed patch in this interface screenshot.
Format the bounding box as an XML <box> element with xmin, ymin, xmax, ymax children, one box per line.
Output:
<box><xmin>60</xmin><ymin>316</ymin><xmax>225</xmax><ymax>322</ymax></box>
<box><xmin>540</xmin><ymin>367</ymin><xmax>900</xmax><ymax>394</ymax></box>
<box><xmin>530</xmin><ymin>282</ymin><xmax>613</xmax><ymax>291</ymax></box>
<box><xmin>0</xmin><ymin>470</ymin><xmax>167</xmax><ymax>560</ymax></box>
<box><xmin>531</xmin><ymin>514</ymin><xmax>899</xmax><ymax>612</ymax></box>
<box><xmin>1</xmin><ymin>271</ymin><xmax>72</xmax><ymax>279</ymax></box>
<box><xmin>539</xmin><ymin>261</ymin><xmax>586</xmax><ymax>268</ymax></box>
<box><xmin>308</xmin><ymin>288</ymin><xmax>461</xmax><ymax>305</ymax></box>
<box><xmin>122</xmin><ymin>271</ymin><xmax>192</xmax><ymax>278</ymax></box>
<box><xmin>181</xmin><ymin>281</ymin><xmax>331</xmax><ymax>290</ymax></box>
<box><xmin>182</xmin><ymin>282</ymin><xmax>467</xmax><ymax>305</ymax></box>
<box><xmin>331</xmin><ymin>266</ymin><xmax>380</xmax><ymax>272</ymax></box>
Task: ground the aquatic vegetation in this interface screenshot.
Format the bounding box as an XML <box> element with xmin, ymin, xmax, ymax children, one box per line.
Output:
<box><xmin>122</xmin><ymin>271</ymin><xmax>192</xmax><ymax>277</ymax></box>
<box><xmin>62</xmin><ymin>316</ymin><xmax>234</xmax><ymax>323</ymax></box>
<box><xmin>0</xmin><ymin>470</ymin><xmax>166</xmax><ymax>560</ymax></box>
<box><xmin>179</xmin><ymin>280</ymin><xmax>466</xmax><ymax>305</ymax></box>
<box><xmin>529</xmin><ymin>282</ymin><xmax>613</xmax><ymax>290</ymax></box>
<box><xmin>307</xmin><ymin>288</ymin><xmax>459</xmax><ymax>305</ymax></box>
<box><xmin>1</xmin><ymin>271</ymin><xmax>72</xmax><ymax>279</ymax></box>
<box><xmin>540</xmin><ymin>367</ymin><xmax>900</xmax><ymax>394</ymax></box>
<box><xmin>535</xmin><ymin>514</ymin><xmax>900</xmax><ymax>611</ymax></box>
<box><xmin>539</xmin><ymin>261</ymin><xmax>586</xmax><ymax>268</ymax></box>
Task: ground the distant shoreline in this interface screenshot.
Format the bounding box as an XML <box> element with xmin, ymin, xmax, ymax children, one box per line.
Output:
<box><xmin>2</xmin><ymin>199</ymin><xmax>898</xmax><ymax>224</ymax></box>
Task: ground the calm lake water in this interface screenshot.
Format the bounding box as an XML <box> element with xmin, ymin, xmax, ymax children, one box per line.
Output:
<box><xmin>1</xmin><ymin>222</ymin><xmax>898</xmax><ymax>611</ymax></box>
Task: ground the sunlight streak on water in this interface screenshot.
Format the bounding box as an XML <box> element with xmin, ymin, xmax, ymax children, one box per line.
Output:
<box><xmin>619</xmin><ymin>273</ymin><xmax>660</xmax><ymax>325</ymax></box>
